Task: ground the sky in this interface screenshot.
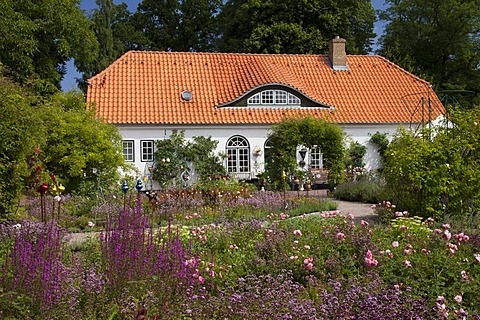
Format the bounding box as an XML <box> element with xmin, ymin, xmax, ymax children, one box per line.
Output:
<box><xmin>60</xmin><ymin>0</ymin><xmax>389</xmax><ymax>91</ymax></box>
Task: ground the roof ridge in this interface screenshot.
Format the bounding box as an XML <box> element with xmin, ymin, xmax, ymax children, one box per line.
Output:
<box><xmin>88</xmin><ymin>50</ymin><xmax>134</xmax><ymax>83</ymax></box>
<box><xmin>122</xmin><ymin>50</ymin><xmax>330</xmax><ymax>57</ymax></box>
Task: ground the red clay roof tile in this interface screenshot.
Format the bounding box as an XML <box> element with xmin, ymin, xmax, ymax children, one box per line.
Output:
<box><xmin>87</xmin><ymin>51</ymin><xmax>444</xmax><ymax>125</ymax></box>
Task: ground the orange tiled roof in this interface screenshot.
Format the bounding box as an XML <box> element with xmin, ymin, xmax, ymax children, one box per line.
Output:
<box><xmin>86</xmin><ymin>51</ymin><xmax>444</xmax><ymax>125</ymax></box>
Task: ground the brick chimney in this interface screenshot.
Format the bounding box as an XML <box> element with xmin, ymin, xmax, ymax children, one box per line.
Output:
<box><xmin>328</xmin><ymin>36</ymin><xmax>348</xmax><ymax>70</ymax></box>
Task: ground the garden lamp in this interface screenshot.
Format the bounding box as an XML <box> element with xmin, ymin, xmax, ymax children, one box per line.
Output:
<box><xmin>122</xmin><ymin>181</ymin><xmax>129</xmax><ymax>194</ymax></box>
<box><xmin>135</xmin><ymin>179</ymin><xmax>143</xmax><ymax>192</ymax></box>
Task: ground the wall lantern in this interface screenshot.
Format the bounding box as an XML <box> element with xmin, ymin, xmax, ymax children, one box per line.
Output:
<box><xmin>299</xmin><ymin>147</ymin><xmax>308</xmax><ymax>167</ymax></box>
<box><xmin>299</xmin><ymin>147</ymin><xmax>308</xmax><ymax>160</ymax></box>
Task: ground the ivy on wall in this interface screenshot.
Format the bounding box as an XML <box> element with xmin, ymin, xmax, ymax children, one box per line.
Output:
<box><xmin>266</xmin><ymin>116</ymin><xmax>345</xmax><ymax>190</ymax></box>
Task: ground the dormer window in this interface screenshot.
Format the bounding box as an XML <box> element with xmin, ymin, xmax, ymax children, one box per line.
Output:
<box><xmin>247</xmin><ymin>90</ymin><xmax>301</xmax><ymax>107</ymax></box>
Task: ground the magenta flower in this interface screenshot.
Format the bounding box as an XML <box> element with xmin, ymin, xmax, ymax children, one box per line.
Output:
<box><xmin>364</xmin><ymin>250</ymin><xmax>378</xmax><ymax>267</ymax></box>
<box><xmin>454</xmin><ymin>295</ymin><xmax>462</xmax><ymax>304</ymax></box>
<box><xmin>443</xmin><ymin>230</ymin><xmax>452</xmax><ymax>241</ymax></box>
<box><xmin>360</xmin><ymin>220</ymin><xmax>369</xmax><ymax>226</ymax></box>
<box><xmin>403</xmin><ymin>260</ymin><xmax>412</xmax><ymax>267</ymax></box>
<box><xmin>392</xmin><ymin>241</ymin><xmax>399</xmax><ymax>248</ymax></box>
<box><xmin>293</xmin><ymin>229</ymin><xmax>302</xmax><ymax>236</ymax></box>
<box><xmin>454</xmin><ymin>232</ymin><xmax>470</xmax><ymax>242</ymax></box>
<box><xmin>474</xmin><ymin>253</ymin><xmax>480</xmax><ymax>263</ymax></box>
<box><xmin>336</xmin><ymin>232</ymin><xmax>345</xmax><ymax>241</ymax></box>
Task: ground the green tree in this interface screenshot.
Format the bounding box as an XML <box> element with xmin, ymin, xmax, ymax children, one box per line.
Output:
<box><xmin>185</xmin><ymin>136</ymin><xmax>226</xmax><ymax>181</ymax></box>
<box><xmin>378</xmin><ymin>0</ymin><xmax>480</xmax><ymax>102</ymax></box>
<box><xmin>266</xmin><ymin>116</ymin><xmax>344</xmax><ymax>190</ymax></box>
<box><xmin>217</xmin><ymin>0</ymin><xmax>375</xmax><ymax>54</ymax></box>
<box><xmin>77</xmin><ymin>0</ymin><xmax>149</xmax><ymax>92</ymax></box>
<box><xmin>38</xmin><ymin>91</ymin><xmax>125</xmax><ymax>195</ymax></box>
<box><xmin>0</xmin><ymin>0</ymin><xmax>99</xmax><ymax>93</ymax></box>
<box><xmin>383</xmin><ymin>106</ymin><xmax>480</xmax><ymax>219</ymax></box>
<box><xmin>135</xmin><ymin>0</ymin><xmax>222</xmax><ymax>51</ymax></box>
<box><xmin>153</xmin><ymin>132</ymin><xmax>225</xmax><ymax>188</ymax></box>
<box><xmin>0</xmin><ymin>72</ymin><xmax>42</xmax><ymax>216</ymax></box>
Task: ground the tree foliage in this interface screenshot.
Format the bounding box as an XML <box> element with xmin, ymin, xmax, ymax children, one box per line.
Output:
<box><xmin>217</xmin><ymin>0</ymin><xmax>375</xmax><ymax>53</ymax></box>
<box><xmin>135</xmin><ymin>0</ymin><xmax>222</xmax><ymax>51</ymax></box>
<box><xmin>0</xmin><ymin>0</ymin><xmax>98</xmax><ymax>93</ymax></box>
<box><xmin>383</xmin><ymin>106</ymin><xmax>480</xmax><ymax>219</ymax></box>
<box><xmin>0</xmin><ymin>72</ymin><xmax>42</xmax><ymax>215</ymax></box>
<box><xmin>76</xmin><ymin>0</ymin><xmax>149</xmax><ymax>92</ymax></box>
<box><xmin>38</xmin><ymin>92</ymin><xmax>125</xmax><ymax>195</ymax></box>
<box><xmin>266</xmin><ymin>116</ymin><xmax>344</xmax><ymax>190</ymax></box>
<box><xmin>378</xmin><ymin>0</ymin><xmax>480</xmax><ymax>102</ymax></box>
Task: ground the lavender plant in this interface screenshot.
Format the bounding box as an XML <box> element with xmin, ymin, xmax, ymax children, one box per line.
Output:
<box><xmin>310</xmin><ymin>276</ymin><xmax>433</xmax><ymax>319</ymax></box>
<box><xmin>0</xmin><ymin>220</ymin><xmax>68</xmax><ymax>318</ymax></box>
<box><xmin>184</xmin><ymin>271</ymin><xmax>318</xmax><ymax>319</ymax></box>
<box><xmin>99</xmin><ymin>200</ymin><xmax>202</xmax><ymax>310</ymax></box>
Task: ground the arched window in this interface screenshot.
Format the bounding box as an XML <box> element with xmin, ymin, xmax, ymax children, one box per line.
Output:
<box><xmin>226</xmin><ymin>136</ymin><xmax>250</xmax><ymax>173</ymax></box>
<box><xmin>247</xmin><ymin>89</ymin><xmax>301</xmax><ymax>107</ymax></box>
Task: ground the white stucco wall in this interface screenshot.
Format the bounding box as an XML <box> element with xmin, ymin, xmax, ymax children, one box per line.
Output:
<box><xmin>118</xmin><ymin>122</ymin><xmax>407</xmax><ymax>183</ymax></box>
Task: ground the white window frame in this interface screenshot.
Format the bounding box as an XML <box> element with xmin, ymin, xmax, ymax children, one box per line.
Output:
<box><xmin>310</xmin><ymin>147</ymin><xmax>323</xmax><ymax>169</ymax></box>
<box><xmin>247</xmin><ymin>89</ymin><xmax>301</xmax><ymax>107</ymax></box>
<box><xmin>123</xmin><ymin>140</ymin><xmax>134</xmax><ymax>162</ymax></box>
<box><xmin>226</xmin><ymin>136</ymin><xmax>250</xmax><ymax>173</ymax></box>
<box><xmin>141</xmin><ymin>140</ymin><xmax>154</xmax><ymax>162</ymax></box>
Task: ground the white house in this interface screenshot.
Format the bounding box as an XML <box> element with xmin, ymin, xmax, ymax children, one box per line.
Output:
<box><xmin>86</xmin><ymin>37</ymin><xmax>444</xmax><ymax>187</ymax></box>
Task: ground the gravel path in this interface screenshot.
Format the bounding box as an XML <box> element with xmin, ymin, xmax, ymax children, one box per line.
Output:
<box><xmin>331</xmin><ymin>199</ymin><xmax>378</xmax><ymax>224</ymax></box>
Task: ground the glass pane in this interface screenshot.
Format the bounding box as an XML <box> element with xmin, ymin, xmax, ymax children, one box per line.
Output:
<box><xmin>261</xmin><ymin>90</ymin><xmax>274</xmax><ymax>104</ymax></box>
<box><xmin>288</xmin><ymin>93</ymin><xmax>301</xmax><ymax>105</ymax></box>
<box><xmin>276</xmin><ymin>90</ymin><xmax>287</xmax><ymax>104</ymax></box>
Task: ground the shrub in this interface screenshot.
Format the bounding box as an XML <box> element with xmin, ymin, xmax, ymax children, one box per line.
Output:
<box><xmin>383</xmin><ymin>106</ymin><xmax>480</xmax><ymax>219</ymax></box>
<box><xmin>333</xmin><ymin>177</ymin><xmax>385</xmax><ymax>203</ymax></box>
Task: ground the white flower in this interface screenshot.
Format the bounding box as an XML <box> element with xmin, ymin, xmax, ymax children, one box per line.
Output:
<box><xmin>87</xmin><ymin>221</ymin><xmax>95</xmax><ymax>228</ymax></box>
<box><xmin>13</xmin><ymin>224</ymin><xmax>21</xmax><ymax>230</ymax></box>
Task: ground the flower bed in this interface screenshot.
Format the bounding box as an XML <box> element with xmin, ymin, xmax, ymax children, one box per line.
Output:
<box><xmin>2</xmin><ymin>193</ymin><xmax>480</xmax><ymax>319</ymax></box>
